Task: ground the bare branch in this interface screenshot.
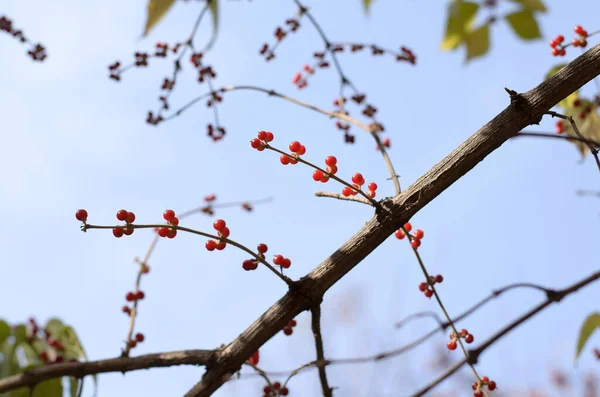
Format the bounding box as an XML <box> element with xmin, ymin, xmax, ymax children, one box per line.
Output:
<box><xmin>311</xmin><ymin>306</ymin><xmax>333</xmax><ymax>397</ymax></box>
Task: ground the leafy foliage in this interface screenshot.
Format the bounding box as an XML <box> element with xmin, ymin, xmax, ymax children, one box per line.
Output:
<box><xmin>0</xmin><ymin>318</ymin><xmax>89</xmax><ymax>397</ymax></box>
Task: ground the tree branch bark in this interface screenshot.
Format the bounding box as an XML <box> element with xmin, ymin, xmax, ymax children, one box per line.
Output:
<box><xmin>184</xmin><ymin>43</ymin><xmax>600</xmax><ymax>397</ymax></box>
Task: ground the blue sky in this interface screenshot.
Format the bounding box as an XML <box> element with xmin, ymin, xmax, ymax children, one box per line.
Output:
<box><xmin>1</xmin><ymin>0</ymin><xmax>599</xmax><ymax>396</ymax></box>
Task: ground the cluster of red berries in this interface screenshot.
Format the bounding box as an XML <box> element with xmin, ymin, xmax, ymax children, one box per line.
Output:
<box><xmin>472</xmin><ymin>376</ymin><xmax>497</xmax><ymax>396</ymax></box>
<box><xmin>247</xmin><ymin>350</ymin><xmax>260</xmax><ymax>365</ymax></box>
<box><xmin>312</xmin><ymin>155</ymin><xmax>337</xmax><ymax>183</ymax></box>
<box><xmin>259</xmin><ymin>16</ymin><xmax>302</xmax><ymax>62</ymax></box>
<box><xmin>27</xmin><ymin>318</ymin><xmax>76</xmax><ymax>365</ymax></box>
<box><xmin>342</xmin><ymin>173</ymin><xmax>377</xmax><ymax>198</ymax></box>
<box><xmin>263</xmin><ymin>382</ymin><xmax>289</xmax><ymax>397</ymax></box>
<box><xmin>418</xmin><ymin>274</ymin><xmax>443</xmax><ymax>298</ymax></box>
<box><xmin>127</xmin><ymin>332</ymin><xmax>145</xmax><ymax>349</ymax></box>
<box><xmin>156</xmin><ymin>209</ymin><xmax>179</xmax><ymax>239</ymax></box>
<box><xmin>250</xmin><ymin>130</ymin><xmax>275</xmax><ymax>151</ymax></box>
<box><xmin>242</xmin><ymin>243</ymin><xmax>268</xmax><ymax>271</ymax></box>
<box><xmin>329</xmin><ymin>42</ymin><xmax>416</xmax><ymax>65</ymax></box>
<box><xmin>282</xmin><ymin>319</ymin><xmax>297</xmax><ymax>336</ymax></box>
<box><xmin>1</xmin><ymin>15</ymin><xmax>47</xmax><ymax>61</ymax></box>
<box><xmin>292</xmin><ymin>61</ymin><xmax>329</xmax><ymax>89</ymax></box>
<box><xmin>205</xmin><ymin>219</ymin><xmax>229</xmax><ymax>251</ymax></box>
<box><xmin>112</xmin><ymin>209</ymin><xmax>136</xmax><ymax>238</ymax></box>
<box><xmin>394</xmin><ymin>223</ymin><xmax>424</xmax><ymax>249</ymax></box>
<box><xmin>550</xmin><ymin>25</ymin><xmax>590</xmax><ymax>57</ymax></box>
<box><xmin>447</xmin><ymin>328</ymin><xmax>475</xmax><ymax>350</ymax></box>
<box><xmin>280</xmin><ymin>140</ymin><xmax>307</xmax><ymax>165</ymax></box>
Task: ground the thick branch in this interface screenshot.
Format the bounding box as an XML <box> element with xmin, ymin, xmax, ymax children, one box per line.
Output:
<box><xmin>184</xmin><ymin>43</ymin><xmax>600</xmax><ymax>397</ymax></box>
<box><xmin>0</xmin><ymin>350</ymin><xmax>214</xmax><ymax>393</ymax></box>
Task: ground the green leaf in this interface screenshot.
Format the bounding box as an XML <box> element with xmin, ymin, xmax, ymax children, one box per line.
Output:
<box><xmin>544</xmin><ymin>64</ymin><xmax>579</xmax><ymax>108</ymax></box>
<box><xmin>362</xmin><ymin>0</ymin><xmax>374</xmax><ymax>14</ymax></box>
<box><xmin>440</xmin><ymin>1</ymin><xmax>480</xmax><ymax>51</ymax></box>
<box><xmin>69</xmin><ymin>377</ymin><xmax>81</xmax><ymax>397</ymax></box>
<box><xmin>142</xmin><ymin>0</ymin><xmax>177</xmax><ymax>37</ymax></box>
<box><xmin>465</xmin><ymin>23</ymin><xmax>490</xmax><ymax>61</ymax></box>
<box><xmin>575</xmin><ymin>312</ymin><xmax>600</xmax><ymax>362</ymax></box>
<box><xmin>0</xmin><ymin>320</ymin><xmax>10</xmax><ymax>345</ymax></box>
<box><xmin>12</xmin><ymin>325</ymin><xmax>26</xmax><ymax>345</ymax></box>
<box><xmin>63</xmin><ymin>327</ymin><xmax>97</xmax><ymax>395</ymax></box>
<box><xmin>44</xmin><ymin>318</ymin><xmax>65</xmax><ymax>339</ymax></box>
<box><xmin>505</xmin><ymin>9</ymin><xmax>541</xmax><ymax>40</ymax></box>
<box><xmin>508</xmin><ymin>0</ymin><xmax>547</xmax><ymax>12</ymax></box>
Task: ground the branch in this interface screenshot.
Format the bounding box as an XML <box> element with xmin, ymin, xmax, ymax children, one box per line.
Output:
<box><xmin>311</xmin><ymin>306</ymin><xmax>333</xmax><ymax>397</ymax></box>
<box><xmin>516</xmin><ymin>131</ymin><xmax>600</xmax><ymax>147</ymax></box>
<box><xmin>410</xmin><ymin>269</ymin><xmax>600</xmax><ymax>396</ymax></box>
<box><xmin>183</xmin><ymin>43</ymin><xmax>600</xmax><ymax>397</ymax></box>
<box><xmin>0</xmin><ymin>349</ymin><xmax>214</xmax><ymax>393</ymax></box>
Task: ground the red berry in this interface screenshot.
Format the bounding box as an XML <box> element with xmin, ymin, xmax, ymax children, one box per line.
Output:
<box><xmin>247</xmin><ymin>350</ymin><xmax>259</xmax><ymax>365</ymax></box>
<box><xmin>465</xmin><ymin>334</ymin><xmax>474</xmax><ymax>343</ymax></box>
<box><xmin>404</xmin><ymin>222</ymin><xmax>412</xmax><ymax>232</ymax></box>
<box><xmin>312</xmin><ymin>170</ymin><xmax>324</xmax><ymax>181</ymax></box>
<box><xmin>342</xmin><ymin>187</ymin><xmax>353</xmax><ymax>197</ymax></box>
<box><xmin>435</xmin><ymin>274</ymin><xmax>443</xmax><ymax>283</ymax></box>
<box><xmin>552</xmin><ymin>47</ymin><xmax>560</xmax><ymax>56</ymax></box>
<box><xmin>367</xmin><ymin>190</ymin><xmax>376</xmax><ymax>198</ymax></box>
<box><xmin>481</xmin><ymin>376</ymin><xmax>489</xmax><ymax>383</ymax></box>
<box><xmin>320</xmin><ymin>174</ymin><xmax>330</xmax><ymax>183</ymax></box>
<box><xmin>213</xmin><ymin>219</ymin><xmax>226</xmax><ymax>231</ymax></box>
<box><xmin>418</xmin><ymin>282</ymin><xmax>428</xmax><ymax>292</ymax></box>
<box><xmin>411</xmin><ymin>239</ymin><xmax>421</xmax><ymax>249</ymax></box>
<box><xmin>129</xmin><ymin>340</ymin><xmax>137</xmax><ymax>348</ymax></box>
<box><xmin>257</xmin><ymin>131</ymin><xmax>267</xmax><ymax>140</ymax></box>
<box><xmin>395</xmin><ymin>229</ymin><xmax>405</xmax><ymax>239</ymax></box>
<box><xmin>424</xmin><ymin>289</ymin><xmax>433</xmax><ymax>298</ymax></box>
<box><xmin>298</xmin><ymin>145</ymin><xmax>306</xmax><ymax>155</ymax></box>
<box><xmin>474</xmin><ymin>392</ymin><xmax>483</xmax><ymax>397</ymax></box>
<box><xmin>123</xmin><ymin>227</ymin><xmax>134</xmax><ymax>236</ymax></box>
<box><xmin>281</xmin><ymin>387</ymin><xmax>289</xmax><ymax>396</ymax></box>
<box><xmin>116</xmin><ymin>209</ymin><xmax>128</xmax><ymax>221</ymax></box>
<box><xmin>136</xmin><ymin>291</ymin><xmax>145</xmax><ymax>300</ymax></box>
<box><xmin>113</xmin><ymin>227</ymin><xmax>124</xmax><ymax>238</ymax></box>
<box><xmin>265</xmin><ymin>132</ymin><xmax>274</xmax><ymax>142</ymax></box>
<box><xmin>126</xmin><ymin>212</ymin><xmax>135</xmax><ymax>223</ymax></box>
<box><xmin>447</xmin><ymin>340</ymin><xmax>457</xmax><ymax>350</ymax></box>
<box><xmin>75</xmin><ymin>209</ymin><xmax>88</xmax><ymax>222</ymax></box>
<box><xmin>574</xmin><ymin>25</ymin><xmax>585</xmax><ymax>35</ymax></box>
<box><xmin>367</xmin><ymin>182</ymin><xmax>377</xmax><ymax>191</ymax></box>
<box><xmin>273</xmin><ymin>255</ymin><xmax>284</xmax><ymax>265</ymax></box>
<box><xmin>327</xmin><ymin>165</ymin><xmax>338</xmax><ymax>175</ymax></box>
<box><xmin>289</xmin><ymin>141</ymin><xmax>301</xmax><ymax>153</ymax></box>
<box><xmin>273</xmin><ymin>382</ymin><xmax>281</xmax><ymax>390</ymax></box>
<box><xmin>170</xmin><ymin>217</ymin><xmax>179</xmax><ymax>226</ymax></box>
<box><xmin>122</xmin><ymin>305</ymin><xmax>130</xmax><ymax>314</ymax></box>
<box><xmin>257</xmin><ymin>243</ymin><xmax>268</xmax><ymax>253</ymax></box>
<box><xmin>325</xmin><ymin>156</ymin><xmax>337</xmax><ymax>166</ymax></box>
<box><xmin>281</xmin><ymin>258</ymin><xmax>291</xmax><ymax>268</ymax></box>
<box><xmin>220</xmin><ymin>227</ymin><xmax>230</xmax><ymax>238</ymax></box>
<box><xmin>163</xmin><ymin>209</ymin><xmax>175</xmax><ymax>221</ymax></box>
<box><xmin>126</xmin><ymin>292</ymin><xmax>136</xmax><ymax>302</ymax></box>
<box><xmin>167</xmin><ymin>228</ymin><xmax>177</xmax><ymax>239</ymax></box>
<box><xmin>414</xmin><ymin>229</ymin><xmax>424</xmax><ymax>239</ymax></box>
<box><xmin>487</xmin><ymin>381</ymin><xmax>496</xmax><ymax>391</ymax></box>
<box><xmin>135</xmin><ymin>333</ymin><xmax>145</xmax><ymax>342</ymax></box>
<box><xmin>216</xmin><ymin>241</ymin><xmax>226</xmax><ymax>250</ymax></box>
<box><xmin>351</xmin><ymin>173</ymin><xmax>365</xmax><ymax>185</ymax></box>
<box><xmin>280</xmin><ymin>155</ymin><xmax>290</xmax><ymax>165</ymax></box>
<box><xmin>250</xmin><ymin>138</ymin><xmax>261</xmax><ymax>148</ymax></box>
<box><xmin>242</xmin><ymin>259</ymin><xmax>255</xmax><ymax>271</ymax></box>
<box><xmin>283</xmin><ymin>327</ymin><xmax>292</xmax><ymax>335</ymax></box>
<box><xmin>292</xmin><ymin>72</ymin><xmax>301</xmax><ymax>84</ymax></box>
<box><xmin>555</xmin><ymin>34</ymin><xmax>564</xmax><ymax>43</ymax></box>
<box><xmin>459</xmin><ymin>329</ymin><xmax>468</xmax><ymax>337</ymax></box>
<box><xmin>289</xmin><ymin>319</ymin><xmax>297</xmax><ymax>327</ymax></box>
<box><xmin>158</xmin><ymin>227</ymin><xmax>169</xmax><ymax>237</ymax></box>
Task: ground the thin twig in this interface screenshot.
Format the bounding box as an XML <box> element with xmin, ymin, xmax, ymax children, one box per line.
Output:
<box><xmin>311</xmin><ymin>306</ymin><xmax>333</xmax><ymax>397</ymax></box>
<box><xmin>314</xmin><ymin>191</ymin><xmax>372</xmax><ymax>205</ymax></box>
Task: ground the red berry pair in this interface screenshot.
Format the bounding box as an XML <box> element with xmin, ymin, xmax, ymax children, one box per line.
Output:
<box><xmin>418</xmin><ymin>274</ymin><xmax>443</xmax><ymax>298</ymax></box>
<box><xmin>125</xmin><ymin>291</ymin><xmax>145</xmax><ymax>302</ymax></box>
<box><xmin>128</xmin><ymin>332</ymin><xmax>145</xmax><ymax>349</ymax></box>
<box><xmin>242</xmin><ymin>243</ymin><xmax>269</xmax><ymax>271</ymax></box>
<box><xmin>282</xmin><ymin>319</ymin><xmax>297</xmax><ymax>336</ymax></box>
<box><xmin>273</xmin><ymin>254</ymin><xmax>291</xmax><ymax>269</ymax></box>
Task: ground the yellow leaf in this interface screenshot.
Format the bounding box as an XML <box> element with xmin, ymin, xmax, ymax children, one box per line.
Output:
<box><xmin>575</xmin><ymin>312</ymin><xmax>600</xmax><ymax>362</ymax></box>
<box><xmin>560</xmin><ymin>99</ymin><xmax>600</xmax><ymax>157</ymax></box>
<box><xmin>143</xmin><ymin>0</ymin><xmax>177</xmax><ymax>37</ymax></box>
<box><xmin>508</xmin><ymin>0</ymin><xmax>547</xmax><ymax>12</ymax></box>
<box><xmin>505</xmin><ymin>9</ymin><xmax>541</xmax><ymax>40</ymax></box>
<box><xmin>440</xmin><ymin>1</ymin><xmax>479</xmax><ymax>51</ymax></box>
<box><xmin>465</xmin><ymin>23</ymin><xmax>490</xmax><ymax>61</ymax></box>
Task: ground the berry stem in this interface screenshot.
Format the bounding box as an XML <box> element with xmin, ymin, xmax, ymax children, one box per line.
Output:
<box><xmin>84</xmin><ymin>223</ymin><xmax>293</xmax><ymax>286</ymax></box>
<box><xmin>314</xmin><ymin>191</ymin><xmax>373</xmax><ymax>205</ymax></box>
